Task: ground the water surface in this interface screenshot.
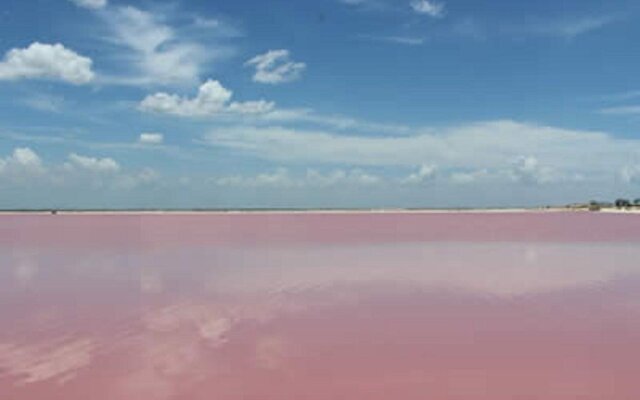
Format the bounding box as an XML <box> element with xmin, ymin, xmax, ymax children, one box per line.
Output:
<box><xmin>1</xmin><ymin>212</ymin><xmax>639</xmax><ymax>399</ymax></box>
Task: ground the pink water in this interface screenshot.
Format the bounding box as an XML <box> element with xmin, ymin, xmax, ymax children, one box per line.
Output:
<box><xmin>1</xmin><ymin>212</ymin><xmax>639</xmax><ymax>399</ymax></box>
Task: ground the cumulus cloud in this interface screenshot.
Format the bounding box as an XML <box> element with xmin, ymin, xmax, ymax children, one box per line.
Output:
<box><xmin>245</xmin><ymin>50</ymin><xmax>306</xmax><ymax>84</ymax></box>
<box><xmin>103</xmin><ymin>6</ymin><xmax>208</xmax><ymax>86</ymax></box>
<box><xmin>508</xmin><ymin>156</ymin><xmax>556</xmax><ymax>184</ymax></box>
<box><xmin>139</xmin><ymin>79</ymin><xmax>274</xmax><ymax>117</ymax></box>
<box><xmin>203</xmin><ymin>120</ymin><xmax>640</xmax><ymax>184</ymax></box>
<box><xmin>401</xmin><ymin>164</ymin><xmax>438</xmax><ymax>184</ymax></box>
<box><xmin>113</xmin><ymin>167</ymin><xmax>159</xmax><ymax>190</ymax></box>
<box><xmin>0</xmin><ymin>148</ymin><xmax>44</xmax><ymax>177</ymax></box>
<box><xmin>0</xmin><ymin>42</ymin><xmax>94</xmax><ymax>84</ymax></box>
<box><xmin>139</xmin><ymin>133</ymin><xmax>164</xmax><ymax>145</ymax></box>
<box><xmin>0</xmin><ymin>147</ymin><xmax>160</xmax><ymax>193</ymax></box>
<box><xmin>66</xmin><ymin>153</ymin><xmax>120</xmax><ymax>173</ymax></box>
<box><xmin>621</xmin><ymin>165</ymin><xmax>640</xmax><ymax>184</ymax></box>
<box><xmin>410</xmin><ymin>0</ymin><xmax>445</xmax><ymax>18</ymax></box>
<box><xmin>69</xmin><ymin>0</ymin><xmax>107</xmax><ymax>10</ymax></box>
<box><xmin>11</xmin><ymin>148</ymin><xmax>42</xmax><ymax>168</ymax></box>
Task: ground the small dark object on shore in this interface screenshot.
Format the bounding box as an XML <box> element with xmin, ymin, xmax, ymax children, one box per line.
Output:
<box><xmin>615</xmin><ymin>199</ymin><xmax>632</xmax><ymax>209</ymax></box>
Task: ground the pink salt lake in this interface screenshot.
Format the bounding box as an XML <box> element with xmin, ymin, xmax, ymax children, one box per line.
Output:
<box><xmin>1</xmin><ymin>211</ymin><xmax>639</xmax><ymax>399</ymax></box>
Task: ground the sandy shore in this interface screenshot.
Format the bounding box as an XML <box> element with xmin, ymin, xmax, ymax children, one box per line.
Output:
<box><xmin>0</xmin><ymin>208</ymin><xmax>547</xmax><ymax>215</ymax></box>
<box><xmin>0</xmin><ymin>207</ymin><xmax>602</xmax><ymax>215</ymax></box>
<box><xmin>0</xmin><ymin>207</ymin><xmax>639</xmax><ymax>216</ymax></box>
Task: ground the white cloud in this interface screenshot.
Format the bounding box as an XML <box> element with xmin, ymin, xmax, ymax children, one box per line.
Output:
<box><xmin>113</xmin><ymin>167</ymin><xmax>159</xmax><ymax>190</ymax></box>
<box><xmin>139</xmin><ymin>133</ymin><xmax>164</xmax><ymax>145</ymax></box>
<box><xmin>215</xmin><ymin>168</ymin><xmax>382</xmax><ymax>188</ymax></box>
<box><xmin>508</xmin><ymin>156</ymin><xmax>556</xmax><ymax>184</ymax></box>
<box><xmin>521</xmin><ymin>15</ymin><xmax>616</xmax><ymax>40</ymax></box>
<box><xmin>245</xmin><ymin>50</ymin><xmax>306</xmax><ymax>84</ymax></box>
<box><xmin>66</xmin><ymin>153</ymin><xmax>120</xmax><ymax>173</ymax></box>
<box><xmin>597</xmin><ymin>90</ymin><xmax>640</xmax><ymax>102</ymax></box>
<box><xmin>621</xmin><ymin>165</ymin><xmax>640</xmax><ymax>184</ymax></box>
<box><xmin>599</xmin><ymin>105</ymin><xmax>640</xmax><ymax>115</ymax></box>
<box><xmin>139</xmin><ymin>79</ymin><xmax>274</xmax><ymax>117</ymax></box>
<box><xmin>305</xmin><ymin>169</ymin><xmax>381</xmax><ymax>186</ymax></box>
<box><xmin>0</xmin><ymin>42</ymin><xmax>94</xmax><ymax>84</ymax></box>
<box><xmin>402</xmin><ymin>164</ymin><xmax>437</xmax><ymax>184</ymax></box>
<box><xmin>216</xmin><ymin>168</ymin><xmax>294</xmax><ymax>188</ymax></box>
<box><xmin>1</xmin><ymin>147</ymin><xmax>161</xmax><ymax>193</ymax></box>
<box><xmin>259</xmin><ymin>108</ymin><xmax>411</xmax><ymax>134</ymax></box>
<box><xmin>449</xmin><ymin>169</ymin><xmax>489</xmax><ymax>184</ymax></box>
<box><xmin>193</xmin><ymin>16</ymin><xmax>221</xmax><ymax>29</ymax></box>
<box><xmin>0</xmin><ymin>148</ymin><xmax>44</xmax><ymax>176</ymax></box>
<box><xmin>358</xmin><ymin>34</ymin><xmax>425</xmax><ymax>46</ymax></box>
<box><xmin>11</xmin><ymin>148</ymin><xmax>42</xmax><ymax>168</ymax></box>
<box><xmin>103</xmin><ymin>6</ymin><xmax>208</xmax><ymax>86</ymax></box>
<box><xmin>69</xmin><ymin>0</ymin><xmax>107</xmax><ymax>10</ymax></box>
<box><xmin>338</xmin><ymin>0</ymin><xmax>386</xmax><ymax>11</ymax></box>
<box><xmin>138</xmin><ymin>85</ymin><xmax>410</xmax><ymax>134</ymax></box>
<box><xmin>410</xmin><ymin>0</ymin><xmax>445</xmax><ymax>18</ymax></box>
<box><xmin>203</xmin><ymin>120</ymin><xmax>640</xmax><ymax>184</ymax></box>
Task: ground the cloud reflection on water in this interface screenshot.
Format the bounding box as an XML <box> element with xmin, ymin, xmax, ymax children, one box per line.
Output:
<box><xmin>2</xmin><ymin>237</ymin><xmax>640</xmax><ymax>398</ymax></box>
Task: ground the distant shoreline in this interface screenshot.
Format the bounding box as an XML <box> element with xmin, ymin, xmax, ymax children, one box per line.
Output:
<box><xmin>1</xmin><ymin>207</ymin><xmax>639</xmax><ymax>215</ymax></box>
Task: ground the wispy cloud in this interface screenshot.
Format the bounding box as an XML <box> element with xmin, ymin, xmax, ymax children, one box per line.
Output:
<box><xmin>259</xmin><ymin>108</ymin><xmax>412</xmax><ymax>135</ymax></box>
<box><xmin>245</xmin><ymin>49</ymin><xmax>306</xmax><ymax>84</ymax></box>
<box><xmin>100</xmin><ymin>6</ymin><xmax>216</xmax><ymax>86</ymax></box>
<box><xmin>596</xmin><ymin>90</ymin><xmax>640</xmax><ymax>102</ymax></box>
<box><xmin>339</xmin><ymin>0</ymin><xmax>369</xmax><ymax>4</ymax></box>
<box><xmin>599</xmin><ymin>105</ymin><xmax>640</xmax><ymax>115</ymax></box>
<box><xmin>518</xmin><ymin>15</ymin><xmax>618</xmax><ymax>40</ymax></box>
<box><xmin>337</xmin><ymin>0</ymin><xmax>386</xmax><ymax>11</ymax></box>
<box><xmin>68</xmin><ymin>0</ymin><xmax>107</xmax><ymax>10</ymax></box>
<box><xmin>215</xmin><ymin>168</ymin><xmax>382</xmax><ymax>188</ymax></box>
<box><xmin>357</xmin><ymin>34</ymin><xmax>425</xmax><ymax>46</ymax></box>
<box><xmin>202</xmin><ymin>120</ymin><xmax>640</xmax><ymax>184</ymax></box>
<box><xmin>0</xmin><ymin>130</ymin><xmax>197</xmax><ymax>161</ymax></box>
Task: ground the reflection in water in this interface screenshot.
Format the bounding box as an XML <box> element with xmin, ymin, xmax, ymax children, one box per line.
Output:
<box><xmin>1</xmin><ymin>213</ymin><xmax>640</xmax><ymax>399</ymax></box>
<box><xmin>0</xmin><ymin>339</ymin><xmax>95</xmax><ymax>385</ymax></box>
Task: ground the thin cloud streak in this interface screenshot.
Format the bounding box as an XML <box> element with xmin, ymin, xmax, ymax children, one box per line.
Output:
<box><xmin>357</xmin><ymin>34</ymin><xmax>425</xmax><ymax>46</ymax></box>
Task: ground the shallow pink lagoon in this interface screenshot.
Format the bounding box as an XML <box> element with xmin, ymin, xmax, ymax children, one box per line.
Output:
<box><xmin>1</xmin><ymin>212</ymin><xmax>640</xmax><ymax>399</ymax></box>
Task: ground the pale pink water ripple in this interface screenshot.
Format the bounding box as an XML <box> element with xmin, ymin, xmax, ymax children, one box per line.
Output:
<box><xmin>1</xmin><ymin>212</ymin><xmax>639</xmax><ymax>399</ymax></box>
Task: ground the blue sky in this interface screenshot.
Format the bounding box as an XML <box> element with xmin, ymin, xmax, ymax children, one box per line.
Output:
<box><xmin>1</xmin><ymin>0</ymin><xmax>640</xmax><ymax>208</ymax></box>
